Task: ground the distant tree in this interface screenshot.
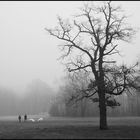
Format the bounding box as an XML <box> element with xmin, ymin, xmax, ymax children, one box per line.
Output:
<box><xmin>24</xmin><ymin>79</ymin><xmax>54</xmax><ymax>114</ymax></box>
<box><xmin>46</xmin><ymin>1</ymin><xmax>139</xmax><ymax>129</ymax></box>
<box><xmin>64</xmin><ymin>71</ymin><xmax>90</xmax><ymax>117</ymax></box>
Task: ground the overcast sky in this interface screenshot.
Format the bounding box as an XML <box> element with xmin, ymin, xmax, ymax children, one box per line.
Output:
<box><xmin>0</xmin><ymin>1</ymin><xmax>139</xmax><ymax>96</ymax></box>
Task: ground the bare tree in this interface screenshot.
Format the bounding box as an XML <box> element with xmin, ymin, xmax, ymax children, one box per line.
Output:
<box><xmin>65</xmin><ymin>71</ymin><xmax>91</xmax><ymax>116</ymax></box>
<box><xmin>45</xmin><ymin>1</ymin><xmax>139</xmax><ymax>129</ymax></box>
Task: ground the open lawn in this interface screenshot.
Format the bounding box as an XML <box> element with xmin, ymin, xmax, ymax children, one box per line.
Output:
<box><xmin>0</xmin><ymin>116</ymin><xmax>140</xmax><ymax>139</ymax></box>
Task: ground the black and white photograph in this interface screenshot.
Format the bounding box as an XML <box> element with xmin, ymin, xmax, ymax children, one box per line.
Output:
<box><xmin>0</xmin><ymin>1</ymin><xmax>139</xmax><ymax>139</ymax></box>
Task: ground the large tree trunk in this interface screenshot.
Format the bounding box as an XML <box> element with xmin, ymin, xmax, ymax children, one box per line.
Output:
<box><xmin>98</xmin><ymin>67</ymin><xmax>108</xmax><ymax>130</ymax></box>
<box><xmin>98</xmin><ymin>89</ymin><xmax>108</xmax><ymax>130</ymax></box>
<box><xmin>98</xmin><ymin>50</ymin><xmax>108</xmax><ymax>130</ymax></box>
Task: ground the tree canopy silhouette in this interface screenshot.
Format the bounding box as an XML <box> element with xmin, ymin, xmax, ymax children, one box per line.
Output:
<box><xmin>46</xmin><ymin>1</ymin><xmax>139</xmax><ymax>130</ymax></box>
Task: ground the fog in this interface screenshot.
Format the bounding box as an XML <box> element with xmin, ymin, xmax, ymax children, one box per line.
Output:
<box><xmin>0</xmin><ymin>1</ymin><xmax>140</xmax><ymax>116</ymax></box>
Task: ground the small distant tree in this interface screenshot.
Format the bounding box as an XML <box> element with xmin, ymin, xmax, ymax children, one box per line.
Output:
<box><xmin>64</xmin><ymin>71</ymin><xmax>91</xmax><ymax>117</ymax></box>
<box><xmin>46</xmin><ymin>1</ymin><xmax>139</xmax><ymax>129</ymax></box>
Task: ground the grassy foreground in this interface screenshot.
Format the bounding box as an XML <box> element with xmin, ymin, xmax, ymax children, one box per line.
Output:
<box><xmin>0</xmin><ymin>117</ymin><xmax>140</xmax><ymax>139</ymax></box>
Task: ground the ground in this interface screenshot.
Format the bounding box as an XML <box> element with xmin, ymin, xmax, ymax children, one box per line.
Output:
<box><xmin>0</xmin><ymin>116</ymin><xmax>140</xmax><ymax>139</ymax></box>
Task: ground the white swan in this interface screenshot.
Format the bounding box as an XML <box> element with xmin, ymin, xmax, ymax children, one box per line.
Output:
<box><xmin>37</xmin><ymin>117</ymin><xmax>43</xmax><ymax>121</ymax></box>
<box><xmin>28</xmin><ymin>118</ymin><xmax>35</xmax><ymax>122</ymax></box>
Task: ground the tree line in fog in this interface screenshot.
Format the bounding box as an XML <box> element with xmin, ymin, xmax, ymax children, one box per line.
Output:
<box><xmin>0</xmin><ymin>79</ymin><xmax>55</xmax><ymax>116</ymax></box>
<box><xmin>0</xmin><ymin>73</ymin><xmax>140</xmax><ymax>117</ymax></box>
<box><xmin>49</xmin><ymin>71</ymin><xmax>140</xmax><ymax>117</ymax></box>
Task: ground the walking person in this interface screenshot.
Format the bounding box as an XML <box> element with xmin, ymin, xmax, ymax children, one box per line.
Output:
<box><xmin>18</xmin><ymin>115</ymin><xmax>21</xmax><ymax>123</ymax></box>
<box><xmin>24</xmin><ymin>114</ymin><xmax>27</xmax><ymax>122</ymax></box>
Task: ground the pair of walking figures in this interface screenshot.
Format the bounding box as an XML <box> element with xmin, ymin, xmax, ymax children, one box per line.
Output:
<box><xmin>18</xmin><ymin>114</ymin><xmax>27</xmax><ymax>122</ymax></box>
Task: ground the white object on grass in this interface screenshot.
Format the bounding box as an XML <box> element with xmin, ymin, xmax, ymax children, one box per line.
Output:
<box><xmin>28</xmin><ymin>118</ymin><xmax>35</xmax><ymax>122</ymax></box>
<box><xmin>37</xmin><ymin>117</ymin><xmax>43</xmax><ymax>121</ymax></box>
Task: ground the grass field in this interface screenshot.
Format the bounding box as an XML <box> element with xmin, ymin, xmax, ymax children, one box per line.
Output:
<box><xmin>0</xmin><ymin>116</ymin><xmax>140</xmax><ymax>139</ymax></box>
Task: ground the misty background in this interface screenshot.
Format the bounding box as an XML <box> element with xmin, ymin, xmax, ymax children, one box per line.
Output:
<box><xmin>0</xmin><ymin>1</ymin><xmax>140</xmax><ymax>117</ymax></box>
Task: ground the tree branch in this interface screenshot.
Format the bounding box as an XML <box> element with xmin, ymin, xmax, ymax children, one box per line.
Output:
<box><xmin>68</xmin><ymin>64</ymin><xmax>91</xmax><ymax>72</ymax></box>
